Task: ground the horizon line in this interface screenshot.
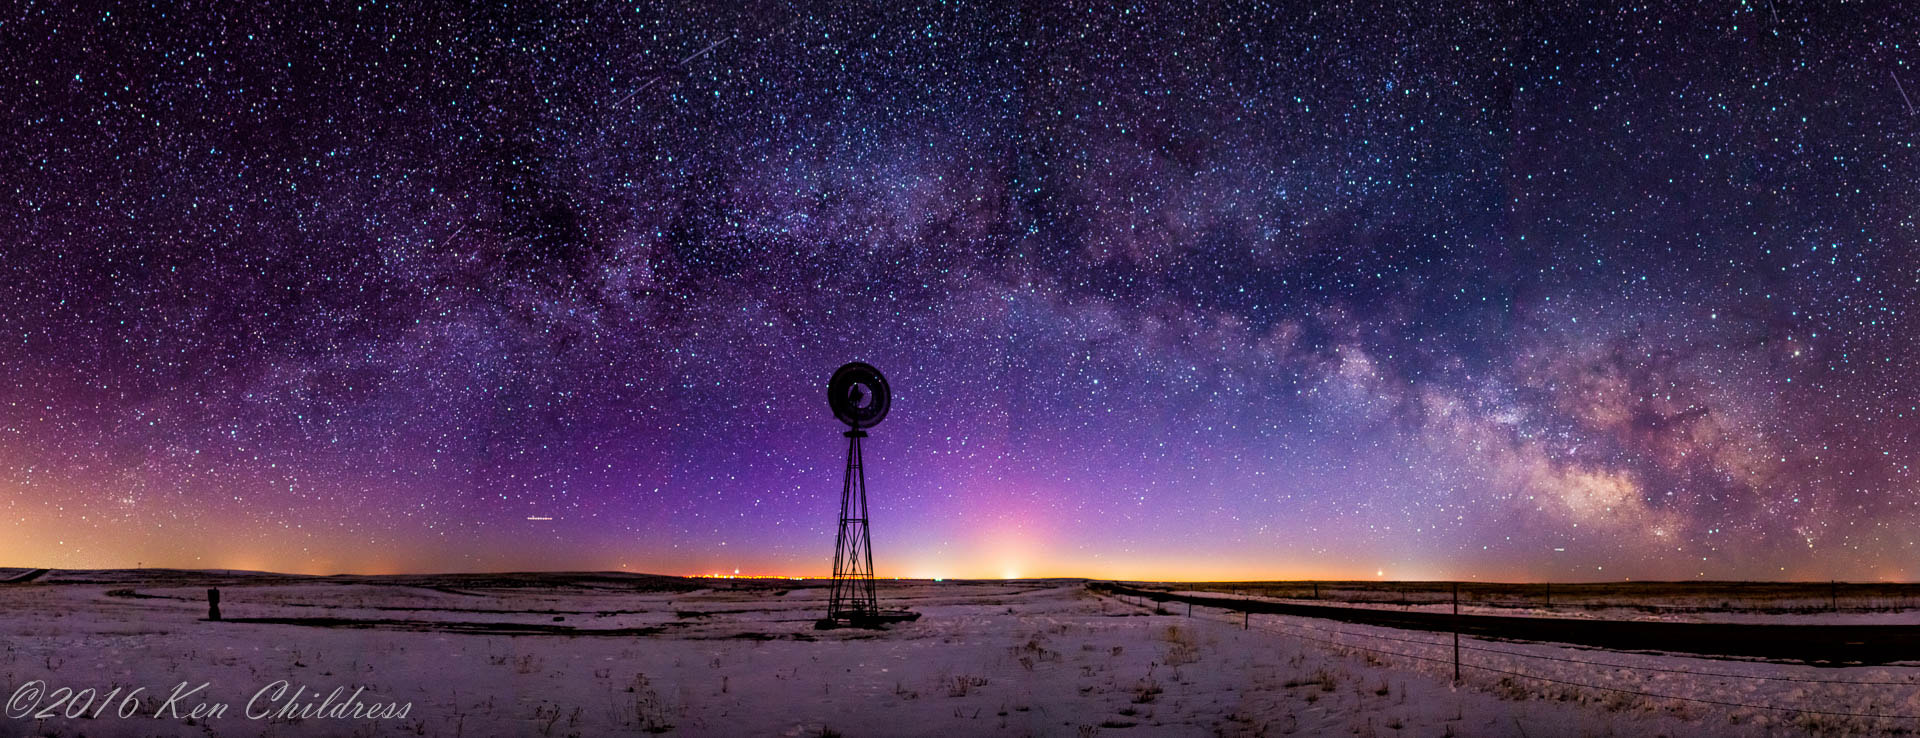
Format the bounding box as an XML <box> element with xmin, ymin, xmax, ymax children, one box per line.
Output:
<box><xmin>5</xmin><ymin>566</ymin><xmax>1913</xmax><ymax>585</ymax></box>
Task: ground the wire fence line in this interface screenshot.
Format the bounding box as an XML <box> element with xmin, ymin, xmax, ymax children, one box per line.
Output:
<box><xmin>1108</xmin><ymin>589</ymin><xmax>1919</xmax><ymax>686</ymax></box>
<box><xmin>1102</xmin><ymin>591</ymin><xmax>1920</xmax><ymax>721</ymax></box>
<box><xmin>1274</xmin><ymin>616</ymin><xmax>1920</xmax><ymax>686</ymax></box>
<box><xmin>1216</xmin><ymin>605</ymin><xmax>1920</xmax><ymax>721</ymax></box>
<box><xmin>1182</xmin><ymin>582</ymin><xmax>1916</xmax><ymax>615</ymax></box>
<box><xmin>1226</xmin><ymin>596</ymin><xmax>1906</xmax><ymax>616</ymax></box>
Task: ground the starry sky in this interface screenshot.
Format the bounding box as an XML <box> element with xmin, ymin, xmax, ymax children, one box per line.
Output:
<box><xmin>2</xmin><ymin>1</ymin><xmax>1916</xmax><ymax>580</ymax></box>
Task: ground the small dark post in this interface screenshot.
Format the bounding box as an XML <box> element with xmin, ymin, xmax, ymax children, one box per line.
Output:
<box><xmin>1312</xmin><ymin>581</ymin><xmax>1319</xmax><ymax>599</ymax></box>
<box><xmin>1831</xmin><ymin>580</ymin><xmax>1839</xmax><ymax>612</ymax></box>
<box><xmin>1186</xmin><ymin>601</ymin><xmax>1191</xmax><ymax>618</ymax></box>
<box><xmin>207</xmin><ymin>588</ymin><xmax>221</xmax><ymax>621</ymax></box>
<box><xmin>1243</xmin><ymin>608</ymin><xmax>1248</xmax><ymax>630</ymax></box>
<box><xmin>1544</xmin><ymin>582</ymin><xmax>1551</xmax><ymax>609</ymax></box>
<box><xmin>1451</xmin><ymin>582</ymin><xmax>1461</xmax><ymax>684</ymax></box>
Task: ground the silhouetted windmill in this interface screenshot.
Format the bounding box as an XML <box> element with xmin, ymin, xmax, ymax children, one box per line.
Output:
<box><xmin>818</xmin><ymin>362</ymin><xmax>919</xmax><ymax>629</ymax></box>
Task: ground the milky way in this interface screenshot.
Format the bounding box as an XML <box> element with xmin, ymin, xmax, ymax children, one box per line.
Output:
<box><xmin>2</xmin><ymin>1</ymin><xmax>1916</xmax><ymax>579</ymax></box>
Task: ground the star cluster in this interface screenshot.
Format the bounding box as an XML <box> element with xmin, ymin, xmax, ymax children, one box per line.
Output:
<box><xmin>1</xmin><ymin>1</ymin><xmax>1916</xmax><ymax>579</ymax></box>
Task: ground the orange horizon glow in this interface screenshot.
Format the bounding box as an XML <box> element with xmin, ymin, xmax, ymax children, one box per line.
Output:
<box><xmin>4</xmin><ymin>481</ymin><xmax>1909</xmax><ymax>583</ymax></box>
<box><xmin>2</xmin><ymin>555</ymin><xmax>1911</xmax><ymax>584</ymax></box>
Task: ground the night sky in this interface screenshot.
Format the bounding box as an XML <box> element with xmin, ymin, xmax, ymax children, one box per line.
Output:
<box><xmin>3</xmin><ymin>1</ymin><xmax>1916</xmax><ymax>580</ymax></box>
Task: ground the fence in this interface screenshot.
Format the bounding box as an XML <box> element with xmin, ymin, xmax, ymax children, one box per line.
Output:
<box><xmin>1172</xmin><ymin>580</ymin><xmax>1917</xmax><ymax>615</ymax></box>
<box><xmin>1096</xmin><ymin>586</ymin><xmax>1920</xmax><ymax>722</ymax></box>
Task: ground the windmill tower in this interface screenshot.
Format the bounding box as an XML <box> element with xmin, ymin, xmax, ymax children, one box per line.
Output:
<box><xmin>819</xmin><ymin>362</ymin><xmax>919</xmax><ymax>628</ymax></box>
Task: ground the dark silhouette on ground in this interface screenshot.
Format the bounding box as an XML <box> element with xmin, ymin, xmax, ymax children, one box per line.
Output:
<box><xmin>0</xmin><ymin>568</ymin><xmax>49</xmax><ymax>584</ymax></box>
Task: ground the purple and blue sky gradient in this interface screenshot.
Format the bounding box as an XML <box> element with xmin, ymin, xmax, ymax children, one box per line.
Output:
<box><xmin>2</xmin><ymin>1</ymin><xmax>1917</xmax><ymax>579</ymax></box>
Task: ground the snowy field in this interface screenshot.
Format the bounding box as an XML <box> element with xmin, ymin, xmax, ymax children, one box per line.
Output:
<box><xmin>0</xmin><ymin>571</ymin><xmax>1916</xmax><ymax>736</ymax></box>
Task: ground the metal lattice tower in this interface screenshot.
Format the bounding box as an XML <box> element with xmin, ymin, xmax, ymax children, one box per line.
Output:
<box><xmin>819</xmin><ymin>361</ymin><xmax>920</xmax><ymax>628</ymax></box>
<box><xmin>827</xmin><ymin>428</ymin><xmax>878</xmax><ymax>621</ymax></box>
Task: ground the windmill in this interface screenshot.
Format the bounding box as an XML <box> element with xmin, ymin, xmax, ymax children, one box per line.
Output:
<box><xmin>818</xmin><ymin>362</ymin><xmax>920</xmax><ymax>629</ymax></box>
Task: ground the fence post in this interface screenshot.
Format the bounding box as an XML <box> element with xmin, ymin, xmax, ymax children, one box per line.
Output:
<box><xmin>207</xmin><ymin>588</ymin><xmax>221</xmax><ymax>621</ymax></box>
<box><xmin>1452</xmin><ymin>582</ymin><xmax>1460</xmax><ymax>684</ymax></box>
<box><xmin>1544</xmin><ymin>581</ymin><xmax>1551</xmax><ymax>609</ymax></box>
<box><xmin>1187</xmin><ymin>601</ymin><xmax>1191</xmax><ymax>618</ymax></box>
<box><xmin>1243</xmin><ymin>608</ymin><xmax>1249</xmax><ymax>630</ymax></box>
<box><xmin>1312</xmin><ymin>581</ymin><xmax>1319</xmax><ymax>600</ymax></box>
<box><xmin>1831</xmin><ymin>580</ymin><xmax>1838</xmax><ymax>612</ymax></box>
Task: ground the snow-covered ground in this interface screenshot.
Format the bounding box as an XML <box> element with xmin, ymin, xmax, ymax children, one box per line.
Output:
<box><xmin>0</xmin><ymin>571</ymin><xmax>1915</xmax><ymax>736</ymax></box>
